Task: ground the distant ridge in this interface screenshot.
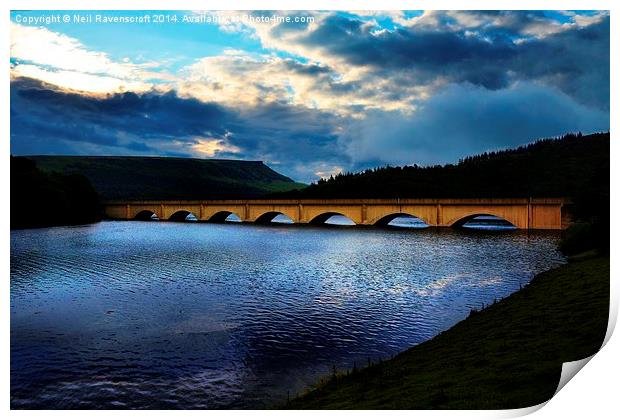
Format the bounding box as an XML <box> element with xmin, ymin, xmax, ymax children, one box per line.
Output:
<box><xmin>28</xmin><ymin>155</ymin><xmax>305</xmax><ymax>200</ymax></box>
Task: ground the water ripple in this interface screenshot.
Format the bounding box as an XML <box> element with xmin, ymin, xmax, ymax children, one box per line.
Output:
<box><xmin>11</xmin><ymin>221</ymin><xmax>564</xmax><ymax>408</ymax></box>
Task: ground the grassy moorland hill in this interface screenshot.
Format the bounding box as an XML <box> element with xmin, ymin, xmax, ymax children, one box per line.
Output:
<box><xmin>28</xmin><ymin>156</ymin><xmax>306</xmax><ymax>201</ymax></box>
<box><xmin>288</xmin><ymin>253</ymin><xmax>609</xmax><ymax>409</ymax></box>
<box><xmin>276</xmin><ymin>132</ymin><xmax>609</xmax><ymax>199</ymax></box>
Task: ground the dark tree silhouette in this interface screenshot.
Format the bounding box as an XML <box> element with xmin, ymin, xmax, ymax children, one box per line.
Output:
<box><xmin>11</xmin><ymin>156</ymin><xmax>101</xmax><ymax>229</ymax></box>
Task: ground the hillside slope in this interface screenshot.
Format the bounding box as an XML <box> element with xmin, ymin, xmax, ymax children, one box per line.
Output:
<box><xmin>28</xmin><ymin>156</ymin><xmax>305</xmax><ymax>200</ymax></box>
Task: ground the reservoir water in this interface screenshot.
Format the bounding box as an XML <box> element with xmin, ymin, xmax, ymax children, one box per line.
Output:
<box><xmin>11</xmin><ymin>220</ymin><xmax>564</xmax><ymax>408</ymax></box>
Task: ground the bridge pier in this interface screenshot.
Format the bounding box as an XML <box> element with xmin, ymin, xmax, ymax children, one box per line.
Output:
<box><xmin>297</xmin><ymin>204</ymin><xmax>304</xmax><ymax>223</ymax></box>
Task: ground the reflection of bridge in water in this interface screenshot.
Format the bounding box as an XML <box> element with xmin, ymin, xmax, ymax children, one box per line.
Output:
<box><xmin>104</xmin><ymin>198</ymin><xmax>569</xmax><ymax>230</ymax></box>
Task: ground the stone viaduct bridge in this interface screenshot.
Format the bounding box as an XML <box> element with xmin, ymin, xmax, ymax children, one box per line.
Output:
<box><xmin>103</xmin><ymin>198</ymin><xmax>569</xmax><ymax>230</ymax></box>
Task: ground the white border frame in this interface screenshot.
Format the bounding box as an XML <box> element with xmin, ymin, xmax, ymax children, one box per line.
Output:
<box><xmin>3</xmin><ymin>1</ymin><xmax>617</xmax><ymax>419</ymax></box>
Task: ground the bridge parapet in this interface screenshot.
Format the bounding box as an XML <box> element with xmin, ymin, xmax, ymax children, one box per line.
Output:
<box><xmin>103</xmin><ymin>198</ymin><xmax>568</xmax><ymax>230</ymax></box>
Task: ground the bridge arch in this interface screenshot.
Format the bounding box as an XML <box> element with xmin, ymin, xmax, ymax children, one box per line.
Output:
<box><xmin>104</xmin><ymin>198</ymin><xmax>564</xmax><ymax>229</ymax></box>
<box><xmin>254</xmin><ymin>211</ymin><xmax>295</xmax><ymax>224</ymax></box>
<box><xmin>208</xmin><ymin>211</ymin><xmax>242</xmax><ymax>223</ymax></box>
<box><xmin>134</xmin><ymin>209</ymin><xmax>159</xmax><ymax>221</ymax></box>
<box><xmin>450</xmin><ymin>213</ymin><xmax>517</xmax><ymax>229</ymax></box>
<box><xmin>169</xmin><ymin>210</ymin><xmax>198</xmax><ymax>222</ymax></box>
<box><xmin>309</xmin><ymin>212</ymin><xmax>356</xmax><ymax>226</ymax></box>
<box><xmin>371</xmin><ymin>213</ymin><xmax>430</xmax><ymax>228</ymax></box>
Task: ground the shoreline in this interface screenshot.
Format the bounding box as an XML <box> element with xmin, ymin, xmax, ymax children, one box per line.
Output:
<box><xmin>287</xmin><ymin>252</ymin><xmax>609</xmax><ymax>409</ymax></box>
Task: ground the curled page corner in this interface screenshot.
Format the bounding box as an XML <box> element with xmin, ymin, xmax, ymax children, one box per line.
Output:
<box><xmin>501</xmin><ymin>401</ymin><xmax>548</xmax><ymax>418</ymax></box>
<box><xmin>504</xmin><ymin>355</ymin><xmax>598</xmax><ymax>420</ymax></box>
<box><xmin>515</xmin><ymin>308</ymin><xmax>615</xmax><ymax>415</ymax></box>
<box><xmin>602</xmin><ymin>300</ymin><xmax>618</xmax><ymax>348</ymax></box>
<box><xmin>552</xmin><ymin>299</ymin><xmax>619</xmax><ymax>396</ymax></box>
<box><xmin>505</xmin><ymin>355</ymin><xmax>597</xmax><ymax>419</ymax></box>
<box><xmin>554</xmin><ymin>355</ymin><xmax>595</xmax><ymax>397</ymax></box>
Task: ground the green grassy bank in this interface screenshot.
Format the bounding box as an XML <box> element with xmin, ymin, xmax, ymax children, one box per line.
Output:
<box><xmin>288</xmin><ymin>253</ymin><xmax>610</xmax><ymax>409</ymax></box>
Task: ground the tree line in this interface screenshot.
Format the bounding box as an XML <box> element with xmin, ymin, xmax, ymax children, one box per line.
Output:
<box><xmin>11</xmin><ymin>156</ymin><xmax>101</xmax><ymax>229</ymax></box>
<box><xmin>275</xmin><ymin>132</ymin><xmax>609</xmax><ymax>200</ymax></box>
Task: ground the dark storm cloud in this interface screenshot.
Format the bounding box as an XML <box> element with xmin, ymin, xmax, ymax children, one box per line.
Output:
<box><xmin>514</xmin><ymin>18</ymin><xmax>610</xmax><ymax>110</ymax></box>
<box><xmin>280</xmin><ymin>59</ymin><xmax>331</xmax><ymax>76</ymax></box>
<box><xmin>428</xmin><ymin>10</ymin><xmax>560</xmax><ymax>34</ymax></box>
<box><xmin>11</xmin><ymin>77</ymin><xmax>229</xmax><ymax>143</ymax></box>
<box><xmin>304</xmin><ymin>14</ymin><xmax>516</xmax><ymax>72</ymax></box>
<box><xmin>339</xmin><ymin>82</ymin><xmax>610</xmax><ymax>171</ymax></box>
<box><xmin>226</xmin><ymin>103</ymin><xmax>349</xmax><ymax>181</ymax></box>
<box><xmin>289</xmin><ymin>13</ymin><xmax>609</xmax><ymax>108</ymax></box>
<box><xmin>10</xmin><ymin>77</ymin><xmax>347</xmax><ymax>181</ymax></box>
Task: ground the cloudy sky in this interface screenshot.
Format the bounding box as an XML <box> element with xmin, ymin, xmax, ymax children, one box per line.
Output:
<box><xmin>10</xmin><ymin>10</ymin><xmax>610</xmax><ymax>182</ymax></box>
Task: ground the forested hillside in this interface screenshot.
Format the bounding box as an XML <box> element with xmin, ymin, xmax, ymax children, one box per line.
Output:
<box><xmin>277</xmin><ymin>132</ymin><xmax>609</xmax><ymax>199</ymax></box>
